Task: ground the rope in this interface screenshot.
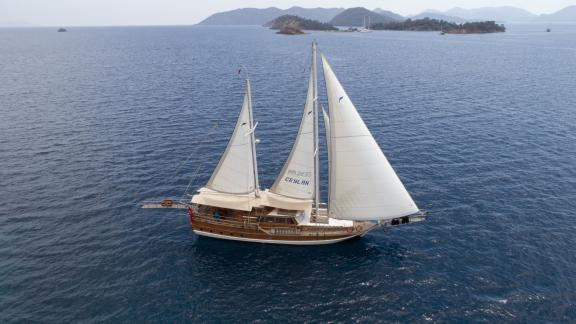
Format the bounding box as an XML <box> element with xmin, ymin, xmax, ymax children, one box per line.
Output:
<box><xmin>179</xmin><ymin>163</ymin><xmax>203</xmax><ymax>204</ymax></box>
<box><xmin>174</xmin><ymin>122</ymin><xmax>221</xmax><ymax>203</ymax></box>
<box><xmin>174</xmin><ymin>68</ymin><xmax>251</xmax><ymax>204</ymax></box>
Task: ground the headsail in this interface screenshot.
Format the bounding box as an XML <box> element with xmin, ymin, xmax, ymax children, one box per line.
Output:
<box><xmin>270</xmin><ymin>46</ymin><xmax>318</xmax><ymax>200</ymax></box>
<box><xmin>205</xmin><ymin>79</ymin><xmax>259</xmax><ymax>194</ymax></box>
<box><xmin>322</xmin><ymin>55</ymin><xmax>419</xmax><ymax>221</ymax></box>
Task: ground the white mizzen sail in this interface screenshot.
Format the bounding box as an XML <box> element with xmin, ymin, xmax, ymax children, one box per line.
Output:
<box><xmin>270</xmin><ymin>57</ymin><xmax>316</xmax><ymax>200</ymax></box>
<box><xmin>322</xmin><ymin>55</ymin><xmax>418</xmax><ymax>221</ymax></box>
<box><xmin>205</xmin><ymin>79</ymin><xmax>259</xmax><ymax>194</ymax></box>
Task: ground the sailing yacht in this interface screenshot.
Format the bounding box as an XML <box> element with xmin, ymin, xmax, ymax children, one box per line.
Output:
<box><xmin>358</xmin><ymin>16</ymin><xmax>372</xmax><ymax>33</ymax></box>
<box><xmin>144</xmin><ymin>42</ymin><xmax>425</xmax><ymax>245</ymax></box>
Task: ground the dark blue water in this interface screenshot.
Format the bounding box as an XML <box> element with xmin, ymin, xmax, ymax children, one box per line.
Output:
<box><xmin>1</xmin><ymin>24</ymin><xmax>576</xmax><ymax>322</ymax></box>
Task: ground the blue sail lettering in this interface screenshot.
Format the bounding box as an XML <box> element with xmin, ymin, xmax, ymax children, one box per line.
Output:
<box><xmin>284</xmin><ymin>177</ymin><xmax>310</xmax><ymax>186</ymax></box>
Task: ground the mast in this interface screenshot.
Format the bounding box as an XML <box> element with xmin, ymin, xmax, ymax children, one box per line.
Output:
<box><xmin>312</xmin><ymin>41</ymin><xmax>320</xmax><ymax>216</ymax></box>
<box><xmin>322</xmin><ymin>106</ymin><xmax>331</xmax><ymax>211</ymax></box>
<box><xmin>246</xmin><ymin>79</ymin><xmax>260</xmax><ymax>197</ymax></box>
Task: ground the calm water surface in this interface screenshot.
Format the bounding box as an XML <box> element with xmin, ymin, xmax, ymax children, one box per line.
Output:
<box><xmin>1</xmin><ymin>24</ymin><xmax>576</xmax><ymax>322</ymax></box>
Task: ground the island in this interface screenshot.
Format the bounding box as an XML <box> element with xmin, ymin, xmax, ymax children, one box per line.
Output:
<box><xmin>371</xmin><ymin>18</ymin><xmax>505</xmax><ymax>33</ymax></box>
<box><xmin>277</xmin><ymin>24</ymin><xmax>305</xmax><ymax>35</ymax></box>
<box><xmin>265</xmin><ymin>15</ymin><xmax>337</xmax><ymax>34</ymax></box>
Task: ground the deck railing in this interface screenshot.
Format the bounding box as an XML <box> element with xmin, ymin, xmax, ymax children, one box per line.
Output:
<box><xmin>193</xmin><ymin>213</ymin><xmax>259</xmax><ymax>230</ymax></box>
<box><xmin>193</xmin><ymin>213</ymin><xmax>354</xmax><ymax>236</ymax></box>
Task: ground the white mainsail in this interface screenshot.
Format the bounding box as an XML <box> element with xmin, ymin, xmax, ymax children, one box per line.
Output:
<box><xmin>322</xmin><ymin>55</ymin><xmax>419</xmax><ymax>221</ymax></box>
<box><xmin>270</xmin><ymin>45</ymin><xmax>319</xmax><ymax>201</ymax></box>
<box><xmin>270</xmin><ymin>69</ymin><xmax>315</xmax><ymax>199</ymax></box>
<box><xmin>205</xmin><ymin>79</ymin><xmax>259</xmax><ymax>195</ymax></box>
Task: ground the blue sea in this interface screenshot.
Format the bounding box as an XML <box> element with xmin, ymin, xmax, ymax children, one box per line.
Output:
<box><xmin>1</xmin><ymin>24</ymin><xmax>576</xmax><ymax>322</ymax></box>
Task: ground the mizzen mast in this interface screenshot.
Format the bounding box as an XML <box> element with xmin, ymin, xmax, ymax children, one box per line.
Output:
<box><xmin>246</xmin><ymin>79</ymin><xmax>260</xmax><ymax>197</ymax></box>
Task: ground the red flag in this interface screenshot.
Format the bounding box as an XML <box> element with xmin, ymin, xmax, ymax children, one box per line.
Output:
<box><xmin>188</xmin><ymin>207</ymin><xmax>195</xmax><ymax>224</ymax></box>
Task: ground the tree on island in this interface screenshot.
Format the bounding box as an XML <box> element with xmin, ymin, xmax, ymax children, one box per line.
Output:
<box><xmin>265</xmin><ymin>15</ymin><xmax>338</xmax><ymax>31</ymax></box>
<box><xmin>371</xmin><ymin>18</ymin><xmax>505</xmax><ymax>34</ymax></box>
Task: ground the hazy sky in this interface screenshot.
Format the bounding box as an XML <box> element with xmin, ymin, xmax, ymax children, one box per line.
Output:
<box><xmin>0</xmin><ymin>0</ymin><xmax>574</xmax><ymax>26</ymax></box>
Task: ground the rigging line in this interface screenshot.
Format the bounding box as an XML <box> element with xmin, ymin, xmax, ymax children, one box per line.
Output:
<box><xmin>178</xmin><ymin>142</ymin><xmax>217</xmax><ymax>203</ymax></box>
<box><xmin>179</xmin><ymin>74</ymin><xmax>250</xmax><ymax>202</ymax></box>
<box><xmin>137</xmin><ymin>122</ymin><xmax>219</xmax><ymax>204</ymax></box>
<box><xmin>166</xmin><ymin>121</ymin><xmax>221</xmax><ymax>184</ymax></box>
<box><xmin>179</xmin><ymin>163</ymin><xmax>202</xmax><ymax>204</ymax></box>
<box><xmin>176</xmin><ymin>121</ymin><xmax>224</xmax><ymax>199</ymax></box>
<box><xmin>172</xmin><ymin>69</ymin><xmax>248</xmax><ymax>188</ymax></box>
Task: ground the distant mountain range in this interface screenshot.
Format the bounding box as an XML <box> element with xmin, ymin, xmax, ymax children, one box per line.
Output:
<box><xmin>539</xmin><ymin>5</ymin><xmax>576</xmax><ymax>22</ymax></box>
<box><xmin>329</xmin><ymin>7</ymin><xmax>401</xmax><ymax>26</ymax></box>
<box><xmin>198</xmin><ymin>6</ymin><xmax>576</xmax><ymax>26</ymax></box>
<box><xmin>198</xmin><ymin>6</ymin><xmax>344</xmax><ymax>25</ymax></box>
<box><xmin>445</xmin><ymin>6</ymin><xmax>536</xmax><ymax>22</ymax></box>
<box><xmin>373</xmin><ymin>8</ymin><xmax>405</xmax><ymax>21</ymax></box>
<box><xmin>409</xmin><ymin>11</ymin><xmax>467</xmax><ymax>24</ymax></box>
<box><xmin>435</xmin><ymin>6</ymin><xmax>576</xmax><ymax>22</ymax></box>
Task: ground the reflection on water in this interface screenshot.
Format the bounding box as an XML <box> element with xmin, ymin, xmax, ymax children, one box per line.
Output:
<box><xmin>190</xmin><ymin>234</ymin><xmax>406</xmax><ymax>270</ymax></box>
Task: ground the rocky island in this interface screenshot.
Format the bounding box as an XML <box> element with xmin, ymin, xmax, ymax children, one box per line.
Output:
<box><xmin>277</xmin><ymin>24</ymin><xmax>305</xmax><ymax>35</ymax></box>
<box><xmin>265</xmin><ymin>15</ymin><xmax>337</xmax><ymax>34</ymax></box>
<box><xmin>371</xmin><ymin>18</ymin><xmax>505</xmax><ymax>34</ymax></box>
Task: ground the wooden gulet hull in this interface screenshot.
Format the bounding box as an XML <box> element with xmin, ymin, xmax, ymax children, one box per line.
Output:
<box><xmin>142</xmin><ymin>200</ymin><xmax>426</xmax><ymax>245</ymax></box>
<box><xmin>192</xmin><ymin>230</ymin><xmax>362</xmax><ymax>245</ymax></box>
<box><xmin>189</xmin><ymin>208</ymin><xmax>378</xmax><ymax>245</ymax></box>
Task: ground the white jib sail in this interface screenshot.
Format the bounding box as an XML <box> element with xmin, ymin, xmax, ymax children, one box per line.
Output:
<box><xmin>322</xmin><ymin>55</ymin><xmax>419</xmax><ymax>221</ymax></box>
<box><xmin>206</xmin><ymin>79</ymin><xmax>259</xmax><ymax>194</ymax></box>
<box><xmin>270</xmin><ymin>68</ymin><xmax>315</xmax><ymax>199</ymax></box>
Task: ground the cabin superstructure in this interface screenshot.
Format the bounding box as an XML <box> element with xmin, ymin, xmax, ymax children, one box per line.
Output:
<box><xmin>143</xmin><ymin>42</ymin><xmax>425</xmax><ymax>245</ymax></box>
